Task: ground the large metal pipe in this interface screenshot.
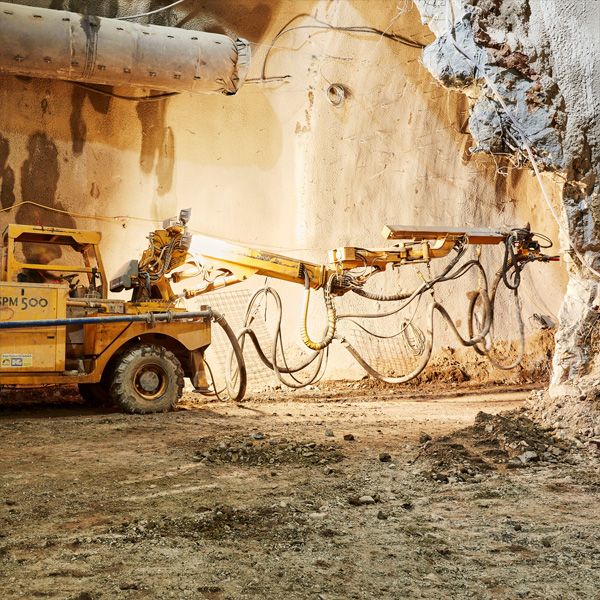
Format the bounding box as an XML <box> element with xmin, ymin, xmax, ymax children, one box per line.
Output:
<box><xmin>0</xmin><ymin>2</ymin><xmax>250</xmax><ymax>95</ymax></box>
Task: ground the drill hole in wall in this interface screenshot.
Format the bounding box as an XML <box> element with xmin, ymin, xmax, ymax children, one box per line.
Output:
<box><xmin>327</xmin><ymin>83</ymin><xmax>347</xmax><ymax>107</ymax></box>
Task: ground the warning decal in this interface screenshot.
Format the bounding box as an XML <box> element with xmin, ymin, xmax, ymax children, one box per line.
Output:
<box><xmin>1</xmin><ymin>354</ymin><xmax>33</xmax><ymax>368</ymax></box>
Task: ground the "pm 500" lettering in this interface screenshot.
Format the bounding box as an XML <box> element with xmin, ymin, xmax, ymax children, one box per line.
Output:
<box><xmin>1</xmin><ymin>296</ymin><xmax>49</xmax><ymax>310</ymax></box>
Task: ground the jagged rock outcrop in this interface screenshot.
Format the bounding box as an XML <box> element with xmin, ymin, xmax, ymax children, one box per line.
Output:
<box><xmin>413</xmin><ymin>0</ymin><xmax>600</xmax><ymax>401</ymax></box>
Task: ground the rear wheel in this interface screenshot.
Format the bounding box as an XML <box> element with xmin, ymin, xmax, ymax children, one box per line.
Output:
<box><xmin>110</xmin><ymin>344</ymin><xmax>184</xmax><ymax>414</ymax></box>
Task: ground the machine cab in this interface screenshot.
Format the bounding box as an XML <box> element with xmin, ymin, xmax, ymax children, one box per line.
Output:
<box><xmin>1</xmin><ymin>224</ymin><xmax>107</xmax><ymax>298</ymax></box>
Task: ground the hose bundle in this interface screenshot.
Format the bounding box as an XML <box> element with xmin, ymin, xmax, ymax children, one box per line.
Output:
<box><xmin>223</xmin><ymin>232</ymin><xmax>552</xmax><ymax>389</ymax></box>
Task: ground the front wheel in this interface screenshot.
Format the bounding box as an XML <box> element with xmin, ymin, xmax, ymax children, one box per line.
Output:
<box><xmin>110</xmin><ymin>344</ymin><xmax>184</xmax><ymax>414</ymax></box>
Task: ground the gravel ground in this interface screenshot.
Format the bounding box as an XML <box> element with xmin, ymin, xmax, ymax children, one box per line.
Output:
<box><xmin>1</xmin><ymin>384</ymin><xmax>599</xmax><ymax>600</ymax></box>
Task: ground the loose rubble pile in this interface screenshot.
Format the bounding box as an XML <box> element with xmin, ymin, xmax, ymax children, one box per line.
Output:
<box><xmin>193</xmin><ymin>434</ymin><xmax>345</xmax><ymax>467</ymax></box>
<box><xmin>526</xmin><ymin>390</ymin><xmax>600</xmax><ymax>445</ymax></box>
<box><xmin>411</xmin><ymin>410</ymin><xmax>577</xmax><ymax>484</ymax></box>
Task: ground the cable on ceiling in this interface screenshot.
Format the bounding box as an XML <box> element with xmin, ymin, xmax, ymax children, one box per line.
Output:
<box><xmin>259</xmin><ymin>13</ymin><xmax>426</xmax><ymax>81</ymax></box>
<box><xmin>117</xmin><ymin>0</ymin><xmax>187</xmax><ymax>21</ymax></box>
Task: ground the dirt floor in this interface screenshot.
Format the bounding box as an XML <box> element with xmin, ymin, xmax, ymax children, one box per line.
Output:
<box><xmin>1</xmin><ymin>381</ymin><xmax>600</xmax><ymax>600</ymax></box>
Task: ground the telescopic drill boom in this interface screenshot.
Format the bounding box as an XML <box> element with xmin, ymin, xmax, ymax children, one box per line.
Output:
<box><xmin>111</xmin><ymin>210</ymin><xmax>550</xmax><ymax>302</ymax></box>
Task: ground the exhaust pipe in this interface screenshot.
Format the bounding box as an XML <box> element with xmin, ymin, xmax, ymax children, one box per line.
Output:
<box><xmin>0</xmin><ymin>2</ymin><xmax>250</xmax><ymax>95</ymax></box>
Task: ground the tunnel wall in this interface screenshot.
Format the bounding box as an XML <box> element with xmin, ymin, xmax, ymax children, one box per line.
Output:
<box><xmin>0</xmin><ymin>0</ymin><xmax>569</xmax><ymax>381</ymax></box>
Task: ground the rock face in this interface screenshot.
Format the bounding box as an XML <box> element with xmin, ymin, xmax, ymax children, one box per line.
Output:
<box><xmin>414</xmin><ymin>0</ymin><xmax>600</xmax><ymax>401</ymax></box>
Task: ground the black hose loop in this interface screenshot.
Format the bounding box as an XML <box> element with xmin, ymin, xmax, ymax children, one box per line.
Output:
<box><xmin>211</xmin><ymin>309</ymin><xmax>247</xmax><ymax>402</ymax></box>
<box><xmin>502</xmin><ymin>234</ymin><xmax>521</xmax><ymax>290</ymax></box>
<box><xmin>230</xmin><ymin>287</ymin><xmax>326</xmax><ymax>389</ymax></box>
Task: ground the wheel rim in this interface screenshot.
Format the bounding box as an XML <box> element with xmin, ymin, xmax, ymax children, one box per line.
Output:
<box><xmin>133</xmin><ymin>364</ymin><xmax>168</xmax><ymax>400</ymax></box>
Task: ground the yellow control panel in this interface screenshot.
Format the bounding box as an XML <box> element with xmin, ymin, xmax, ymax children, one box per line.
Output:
<box><xmin>0</xmin><ymin>282</ymin><xmax>67</xmax><ymax>373</ymax></box>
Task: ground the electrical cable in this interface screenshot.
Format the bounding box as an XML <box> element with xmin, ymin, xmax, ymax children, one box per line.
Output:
<box><xmin>0</xmin><ymin>200</ymin><xmax>162</xmax><ymax>227</ymax></box>
<box><xmin>0</xmin><ymin>200</ymin><xmax>348</xmax><ymax>257</ymax></box>
<box><xmin>519</xmin><ymin>280</ymin><xmax>559</xmax><ymax>322</ymax></box>
<box><xmin>117</xmin><ymin>0</ymin><xmax>187</xmax><ymax>20</ymax></box>
<box><xmin>198</xmin><ymin>357</ymin><xmax>225</xmax><ymax>401</ymax></box>
<box><xmin>259</xmin><ymin>13</ymin><xmax>425</xmax><ymax>81</ymax></box>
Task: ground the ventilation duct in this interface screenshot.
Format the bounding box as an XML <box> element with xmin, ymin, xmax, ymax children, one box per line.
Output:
<box><xmin>0</xmin><ymin>2</ymin><xmax>250</xmax><ymax>95</ymax></box>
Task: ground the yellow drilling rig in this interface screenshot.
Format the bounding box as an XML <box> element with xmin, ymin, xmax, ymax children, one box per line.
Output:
<box><xmin>0</xmin><ymin>209</ymin><xmax>557</xmax><ymax>412</ymax></box>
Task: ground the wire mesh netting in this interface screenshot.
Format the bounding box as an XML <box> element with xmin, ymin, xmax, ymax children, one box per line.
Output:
<box><xmin>189</xmin><ymin>290</ymin><xmax>279</xmax><ymax>393</ymax></box>
<box><xmin>585</xmin><ymin>315</ymin><xmax>600</xmax><ymax>354</ymax></box>
<box><xmin>335</xmin><ymin>288</ymin><xmax>430</xmax><ymax>379</ymax></box>
<box><xmin>337</xmin><ymin>319</ymin><xmax>426</xmax><ymax>378</ymax></box>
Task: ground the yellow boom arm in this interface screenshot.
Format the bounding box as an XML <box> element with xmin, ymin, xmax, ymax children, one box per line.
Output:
<box><xmin>120</xmin><ymin>211</ymin><xmax>545</xmax><ymax>302</ymax></box>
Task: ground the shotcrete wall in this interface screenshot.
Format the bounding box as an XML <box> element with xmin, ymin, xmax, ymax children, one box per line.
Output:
<box><xmin>0</xmin><ymin>1</ymin><xmax>569</xmax><ymax>381</ymax></box>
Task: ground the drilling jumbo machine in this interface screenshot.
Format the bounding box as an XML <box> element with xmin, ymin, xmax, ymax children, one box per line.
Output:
<box><xmin>0</xmin><ymin>209</ymin><xmax>557</xmax><ymax>412</ymax></box>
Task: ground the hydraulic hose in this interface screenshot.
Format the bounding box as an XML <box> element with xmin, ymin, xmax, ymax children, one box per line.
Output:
<box><xmin>343</xmin><ymin>239</ymin><xmax>470</xmax><ymax>316</ymax></box>
<box><xmin>234</xmin><ymin>326</ymin><xmax>323</xmax><ymax>374</ymax></box>
<box><xmin>212</xmin><ymin>310</ymin><xmax>247</xmax><ymax>402</ymax></box>
<box><xmin>350</xmin><ymin>286</ymin><xmax>413</xmax><ymax>302</ymax></box>
<box><xmin>435</xmin><ymin>286</ymin><xmax>493</xmax><ymax>347</ymax></box>
<box><xmin>339</xmin><ymin>301</ymin><xmax>436</xmax><ymax>384</ymax></box>
<box><xmin>501</xmin><ymin>232</ymin><xmax>521</xmax><ymax>290</ymax></box>
<box><xmin>468</xmin><ymin>263</ymin><xmax>526</xmax><ymax>369</ymax></box>
<box><xmin>225</xmin><ymin>286</ymin><xmax>326</xmax><ymax>390</ymax></box>
<box><xmin>339</xmin><ymin>276</ymin><xmax>494</xmax><ymax>384</ymax></box>
<box><xmin>341</xmin><ymin>292</ymin><xmax>493</xmax><ymax>384</ymax></box>
<box><xmin>300</xmin><ymin>270</ymin><xmax>336</xmax><ymax>351</ymax></box>
<box><xmin>241</xmin><ymin>287</ymin><xmax>324</xmax><ymax>373</ymax></box>
<box><xmin>0</xmin><ymin>309</ymin><xmax>213</xmax><ymax>329</ymax></box>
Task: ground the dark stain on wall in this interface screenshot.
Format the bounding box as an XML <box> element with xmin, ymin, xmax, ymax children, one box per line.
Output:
<box><xmin>156</xmin><ymin>127</ymin><xmax>175</xmax><ymax>196</ymax></box>
<box><xmin>175</xmin><ymin>1</ymin><xmax>274</xmax><ymax>42</ymax></box>
<box><xmin>86</xmin><ymin>87</ymin><xmax>112</xmax><ymax>114</ymax></box>
<box><xmin>0</xmin><ymin>134</ymin><xmax>15</xmax><ymax>210</ymax></box>
<box><xmin>70</xmin><ymin>88</ymin><xmax>87</xmax><ymax>155</ymax></box>
<box><xmin>16</xmin><ymin>132</ymin><xmax>75</xmax><ymax>229</ymax></box>
<box><xmin>69</xmin><ymin>86</ymin><xmax>111</xmax><ymax>155</ymax></box>
<box><xmin>136</xmin><ymin>101</ymin><xmax>175</xmax><ymax>196</ymax></box>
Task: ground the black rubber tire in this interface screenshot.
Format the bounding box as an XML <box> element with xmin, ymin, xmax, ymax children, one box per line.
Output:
<box><xmin>110</xmin><ymin>344</ymin><xmax>184</xmax><ymax>414</ymax></box>
<box><xmin>78</xmin><ymin>382</ymin><xmax>114</xmax><ymax>407</ymax></box>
